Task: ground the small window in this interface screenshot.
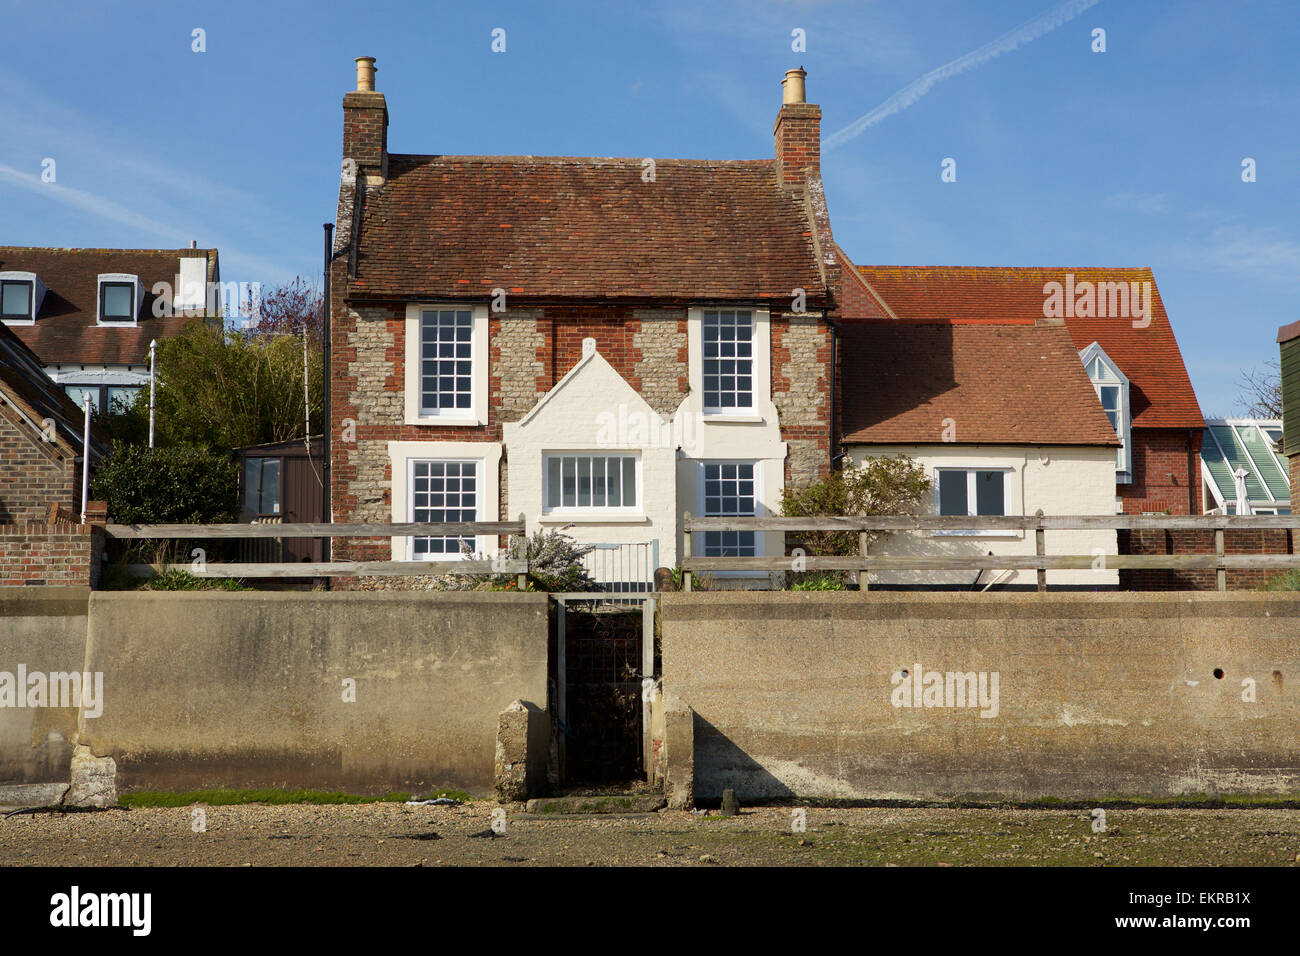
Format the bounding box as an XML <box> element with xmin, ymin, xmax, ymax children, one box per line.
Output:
<box><xmin>107</xmin><ymin>387</ymin><xmax>139</xmax><ymax>414</ymax></box>
<box><xmin>544</xmin><ymin>454</ymin><xmax>638</xmax><ymax>511</ymax></box>
<box><xmin>936</xmin><ymin>469</ymin><xmax>1006</xmax><ymax>517</ymax></box>
<box><xmin>0</xmin><ymin>280</ymin><xmax>32</xmax><ymax>320</ymax></box>
<box><xmin>702</xmin><ymin>310</ymin><xmax>754</xmax><ymax>412</ymax></box>
<box><xmin>1082</xmin><ymin>343</ymin><xmax>1131</xmax><ymax>481</ymax></box>
<box><xmin>243</xmin><ymin>458</ymin><xmax>281</xmax><ymax>518</ymax></box>
<box><xmin>99</xmin><ymin>281</ymin><xmax>137</xmax><ymax>322</ymax></box>
<box><xmin>410</xmin><ymin>459</ymin><xmax>478</xmax><ymax>557</ymax></box>
<box><xmin>702</xmin><ymin>461</ymin><xmax>756</xmax><ymax>557</ymax></box>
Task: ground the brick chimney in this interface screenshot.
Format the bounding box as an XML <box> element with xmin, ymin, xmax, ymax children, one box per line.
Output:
<box><xmin>343</xmin><ymin>56</ymin><xmax>388</xmax><ymax>186</ymax></box>
<box><xmin>774</xmin><ymin>67</ymin><xmax>820</xmax><ymax>185</ymax></box>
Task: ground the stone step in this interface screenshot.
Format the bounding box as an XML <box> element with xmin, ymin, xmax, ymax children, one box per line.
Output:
<box><xmin>524</xmin><ymin>794</ymin><xmax>666</xmax><ymax>815</ymax></box>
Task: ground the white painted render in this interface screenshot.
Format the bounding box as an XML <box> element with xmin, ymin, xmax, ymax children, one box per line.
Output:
<box><xmin>503</xmin><ymin>346</ymin><xmax>681</xmax><ymax>566</ymax></box>
<box><xmin>44</xmin><ymin>364</ymin><xmax>148</xmax><ymax>386</ymax></box>
<box><xmin>846</xmin><ymin>443</ymin><xmax>1119</xmax><ymax>588</ymax></box>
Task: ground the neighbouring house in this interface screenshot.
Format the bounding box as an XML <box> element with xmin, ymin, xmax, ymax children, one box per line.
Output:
<box><xmin>839</xmin><ymin>318</ymin><xmax>1120</xmax><ymax>589</ymax></box>
<box><xmin>234</xmin><ymin>436</ymin><xmax>327</xmax><ymax>563</ymax></box>
<box><xmin>1278</xmin><ymin>319</ymin><xmax>1300</xmax><ymax>499</ymax></box>
<box><xmin>0</xmin><ymin>319</ymin><xmax>104</xmax><ymax>523</ymax></box>
<box><xmin>0</xmin><ymin>245</ymin><xmax>221</xmax><ymax>413</ymax></box>
<box><xmin>328</xmin><ymin>59</ymin><xmax>837</xmax><ymax>586</ymax></box>
<box><xmin>836</xmin><ymin>255</ymin><xmax>1207</xmax><ymax>515</ymax></box>
<box><xmin>1200</xmin><ymin>418</ymin><xmax>1290</xmax><ymax>515</ymax></box>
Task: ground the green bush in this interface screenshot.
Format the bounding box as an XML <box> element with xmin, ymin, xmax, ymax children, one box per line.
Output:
<box><xmin>780</xmin><ymin>454</ymin><xmax>930</xmax><ymax>556</ymax></box>
<box><xmin>1260</xmin><ymin>569</ymin><xmax>1300</xmax><ymax>591</ymax></box>
<box><xmin>441</xmin><ymin>528</ymin><xmax>598</xmax><ymax>593</ymax></box>
<box><xmin>789</xmin><ymin>571</ymin><xmax>846</xmax><ymax>591</ymax></box>
<box><xmin>141</xmin><ymin>569</ymin><xmax>248</xmax><ymax>591</ymax></box>
<box><xmin>91</xmin><ymin>444</ymin><xmax>238</xmax><ymax>525</ymax></box>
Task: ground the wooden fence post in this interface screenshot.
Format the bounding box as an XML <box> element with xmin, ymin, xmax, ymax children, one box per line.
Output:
<box><xmin>1215</xmin><ymin>526</ymin><xmax>1226</xmax><ymax>592</ymax></box>
<box><xmin>516</xmin><ymin>512</ymin><xmax>528</xmax><ymax>590</ymax></box>
<box><xmin>1035</xmin><ymin>509</ymin><xmax>1046</xmax><ymax>593</ymax></box>
<box><xmin>859</xmin><ymin>530</ymin><xmax>870</xmax><ymax>592</ymax></box>
<box><xmin>682</xmin><ymin>512</ymin><xmax>693</xmax><ymax>593</ymax></box>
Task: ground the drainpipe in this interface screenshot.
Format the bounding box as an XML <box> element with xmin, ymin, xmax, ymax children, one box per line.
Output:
<box><xmin>80</xmin><ymin>393</ymin><xmax>92</xmax><ymax>522</ymax></box>
<box><xmin>323</xmin><ymin>223</ymin><xmax>333</xmax><ymax>558</ymax></box>
<box><xmin>825</xmin><ymin>309</ymin><xmax>844</xmax><ymax>469</ymax></box>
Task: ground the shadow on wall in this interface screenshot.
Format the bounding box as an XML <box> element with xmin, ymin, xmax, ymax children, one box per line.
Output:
<box><xmin>692</xmin><ymin>713</ymin><xmax>794</xmax><ymax>802</ymax></box>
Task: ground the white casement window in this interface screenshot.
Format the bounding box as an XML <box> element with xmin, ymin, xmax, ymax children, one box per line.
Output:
<box><xmin>702</xmin><ymin>309</ymin><xmax>755</xmax><ymax>413</ymax></box>
<box><xmin>935</xmin><ymin>469</ymin><xmax>1009</xmax><ymax>517</ymax></box>
<box><xmin>543</xmin><ymin>454</ymin><xmax>639</xmax><ymax>513</ymax></box>
<box><xmin>700</xmin><ymin>461</ymin><xmax>758</xmax><ymax>557</ymax></box>
<box><xmin>1080</xmin><ymin>342</ymin><xmax>1132</xmax><ymax>483</ymax></box>
<box><xmin>0</xmin><ymin>272</ymin><xmax>43</xmax><ymax>324</ymax></box>
<box><xmin>404</xmin><ymin>304</ymin><xmax>488</xmax><ymax>425</ymax></box>
<box><xmin>409</xmin><ymin>459</ymin><xmax>481</xmax><ymax>558</ymax></box>
<box><xmin>97</xmin><ymin>274</ymin><xmax>142</xmax><ymax>325</ymax></box>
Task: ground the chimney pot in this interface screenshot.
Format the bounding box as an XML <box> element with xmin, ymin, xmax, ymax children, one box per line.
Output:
<box><xmin>355</xmin><ymin>56</ymin><xmax>377</xmax><ymax>92</ymax></box>
<box><xmin>190</xmin><ymin>239</ymin><xmax>197</xmax><ymax>249</ymax></box>
<box><xmin>782</xmin><ymin>67</ymin><xmax>807</xmax><ymax>105</ymax></box>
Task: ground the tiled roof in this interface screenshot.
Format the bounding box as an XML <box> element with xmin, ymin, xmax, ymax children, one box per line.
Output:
<box><xmin>841</xmin><ymin>320</ymin><xmax>1121</xmax><ymax>446</ymax></box>
<box><xmin>0</xmin><ymin>320</ymin><xmax>102</xmax><ymax>458</ymax></box>
<box><xmin>0</xmin><ymin>247</ymin><xmax>218</xmax><ymax>366</ymax></box>
<box><xmin>348</xmin><ymin>155</ymin><xmax>828</xmax><ymax>302</ymax></box>
<box><xmin>836</xmin><ymin>261</ymin><xmax>1205</xmax><ymax>430</ymax></box>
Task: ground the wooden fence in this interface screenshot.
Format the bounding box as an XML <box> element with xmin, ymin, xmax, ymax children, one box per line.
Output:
<box><xmin>680</xmin><ymin>511</ymin><xmax>1300</xmax><ymax>592</ymax></box>
<box><xmin>105</xmin><ymin>519</ymin><xmax>528</xmax><ymax>583</ymax></box>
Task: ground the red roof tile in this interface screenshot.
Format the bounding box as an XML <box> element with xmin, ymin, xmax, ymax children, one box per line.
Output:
<box><xmin>836</xmin><ymin>261</ymin><xmax>1204</xmax><ymax>430</ymax></box>
<box><xmin>348</xmin><ymin>156</ymin><xmax>827</xmax><ymax>302</ymax></box>
<box><xmin>0</xmin><ymin>247</ymin><xmax>219</xmax><ymax>366</ymax></box>
<box><xmin>841</xmin><ymin>320</ymin><xmax>1122</xmax><ymax>446</ymax></box>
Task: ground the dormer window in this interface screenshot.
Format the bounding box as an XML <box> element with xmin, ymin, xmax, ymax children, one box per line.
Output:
<box><xmin>1080</xmin><ymin>342</ymin><xmax>1133</xmax><ymax>483</ymax></box>
<box><xmin>97</xmin><ymin>274</ymin><xmax>142</xmax><ymax>325</ymax></box>
<box><xmin>0</xmin><ymin>271</ymin><xmax>44</xmax><ymax>325</ymax></box>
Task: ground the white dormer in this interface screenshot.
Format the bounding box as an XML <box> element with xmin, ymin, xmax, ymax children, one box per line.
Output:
<box><xmin>97</xmin><ymin>273</ymin><xmax>144</xmax><ymax>325</ymax></box>
<box><xmin>1079</xmin><ymin>341</ymin><xmax>1133</xmax><ymax>483</ymax></box>
<box><xmin>0</xmin><ymin>271</ymin><xmax>46</xmax><ymax>325</ymax></box>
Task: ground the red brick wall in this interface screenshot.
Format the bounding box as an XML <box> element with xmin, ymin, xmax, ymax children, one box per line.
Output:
<box><xmin>774</xmin><ymin>103</ymin><xmax>821</xmax><ymax>184</ymax></box>
<box><xmin>0</xmin><ymin>403</ymin><xmax>80</xmax><ymax>524</ymax></box>
<box><xmin>1119</xmin><ymin>428</ymin><xmax>1201</xmax><ymax>515</ymax></box>
<box><xmin>1121</xmin><ymin>528</ymin><xmax>1294</xmax><ymax>590</ymax></box>
<box><xmin>0</xmin><ymin>522</ymin><xmax>102</xmax><ymax>588</ymax></box>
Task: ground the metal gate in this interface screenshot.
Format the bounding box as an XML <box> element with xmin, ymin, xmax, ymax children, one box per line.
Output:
<box><xmin>550</xmin><ymin>594</ymin><xmax>656</xmax><ymax>785</ymax></box>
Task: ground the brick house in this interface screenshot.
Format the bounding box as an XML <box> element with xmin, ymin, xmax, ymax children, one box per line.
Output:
<box><xmin>328</xmin><ymin>59</ymin><xmax>837</xmax><ymax>583</ymax></box>
<box><xmin>837</xmin><ymin>257</ymin><xmax>1207</xmax><ymax>514</ymax></box>
<box><xmin>0</xmin><ymin>245</ymin><xmax>221</xmax><ymax>413</ymax></box>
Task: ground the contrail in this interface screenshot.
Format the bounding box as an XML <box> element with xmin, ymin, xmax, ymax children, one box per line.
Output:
<box><xmin>824</xmin><ymin>0</ymin><xmax>1103</xmax><ymax>150</ymax></box>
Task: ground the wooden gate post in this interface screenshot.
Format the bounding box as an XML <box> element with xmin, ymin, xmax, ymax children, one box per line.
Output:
<box><xmin>681</xmin><ymin>512</ymin><xmax>693</xmax><ymax>592</ymax></box>
<box><xmin>859</xmin><ymin>530</ymin><xmax>870</xmax><ymax>592</ymax></box>
<box><xmin>1215</xmin><ymin>526</ymin><xmax>1226</xmax><ymax>592</ymax></box>
<box><xmin>1035</xmin><ymin>509</ymin><xmax>1047</xmax><ymax>593</ymax></box>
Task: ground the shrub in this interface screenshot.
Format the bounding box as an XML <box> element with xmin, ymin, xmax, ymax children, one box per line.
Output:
<box><xmin>437</xmin><ymin>528</ymin><xmax>598</xmax><ymax>593</ymax></box>
<box><xmin>789</xmin><ymin>571</ymin><xmax>846</xmax><ymax>591</ymax></box>
<box><xmin>91</xmin><ymin>443</ymin><xmax>238</xmax><ymax>525</ymax></box>
<box><xmin>780</xmin><ymin>454</ymin><xmax>930</xmax><ymax>555</ymax></box>
<box><xmin>140</xmin><ymin>569</ymin><xmax>248</xmax><ymax>591</ymax></box>
<box><xmin>1259</xmin><ymin>569</ymin><xmax>1300</xmax><ymax>591</ymax></box>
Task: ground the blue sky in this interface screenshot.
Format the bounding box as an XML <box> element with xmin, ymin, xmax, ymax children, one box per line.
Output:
<box><xmin>2</xmin><ymin>0</ymin><xmax>1297</xmax><ymax>415</ymax></box>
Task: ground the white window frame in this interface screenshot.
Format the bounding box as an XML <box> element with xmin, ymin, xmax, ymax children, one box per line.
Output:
<box><xmin>404</xmin><ymin>303</ymin><xmax>489</xmax><ymax>426</ymax></box>
<box><xmin>688</xmin><ymin>306</ymin><xmax>770</xmax><ymax>422</ymax></box>
<box><xmin>388</xmin><ymin>441</ymin><xmax>501</xmax><ymax>560</ymax></box>
<box><xmin>96</xmin><ymin>273</ymin><xmax>143</xmax><ymax>325</ymax></box>
<box><xmin>932</xmin><ymin>467</ymin><xmax>1015</xmax><ymax>536</ymax></box>
<box><xmin>1079</xmin><ymin>342</ymin><xmax>1132</xmax><ymax>484</ymax></box>
<box><xmin>0</xmin><ymin>271</ymin><xmax>43</xmax><ymax>325</ymax></box>
<box><xmin>541</xmin><ymin>452</ymin><xmax>642</xmax><ymax>516</ymax></box>
<box><xmin>695</xmin><ymin>459</ymin><xmax>763</xmax><ymax>559</ymax></box>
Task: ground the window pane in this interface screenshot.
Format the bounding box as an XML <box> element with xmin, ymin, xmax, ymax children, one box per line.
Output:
<box><xmin>937</xmin><ymin>471</ymin><xmax>967</xmax><ymax>516</ymax></box>
<box><xmin>243</xmin><ymin>460</ymin><xmax>260</xmax><ymax>516</ymax></box>
<box><xmin>64</xmin><ymin>386</ymin><xmax>99</xmax><ymax>412</ymax></box>
<box><xmin>546</xmin><ymin>456</ymin><xmax>561</xmax><ymax>509</ymax></box>
<box><xmin>262</xmin><ymin>459</ymin><xmax>281</xmax><ymax>515</ymax></box>
<box><xmin>1098</xmin><ymin>385</ymin><xmax>1119</xmax><ymax>411</ymax></box>
<box><xmin>623</xmin><ymin>457</ymin><xmax>636</xmax><ymax>507</ymax></box>
<box><xmin>974</xmin><ymin>471</ymin><xmax>1003</xmax><ymax>516</ymax></box>
<box><xmin>102</xmin><ymin>283</ymin><xmax>133</xmax><ymax>319</ymax></box>
<box><xmin>1</xmin><ymin>282</ymin><xmax>31</xmax><ymax>317</ymax></box>
<box><xmin>577</xmin><ymin>456</ymin><xmax>591</xmax><ymax>507</ymax></box>
<box><xmin>420</xmin><ymin>310</ymin><xmax>474</xmax><ymax>414</ymax></box>
<box><xmin>562</xmin><ymin>457</ymin><xmax>576</xmax><ymax>507</ymax></box>
<box><xmin>412</xmin><ymin>460</ymin><xmax>477</xmax><ymax>555</ymax></box>
<box><xmin>703</xmin><ymin>462</ymin><xmax>755</xmax><ymax>556</ymax></box>
<box><xmin>107</xmin><ymin>387</ymin><xmax>138</xmax><ymax>413</ymax></box>
<box><xmin>702</xmin><ymin>311</ymin><xmax>754</xmax><ymax>410</ymax></box>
